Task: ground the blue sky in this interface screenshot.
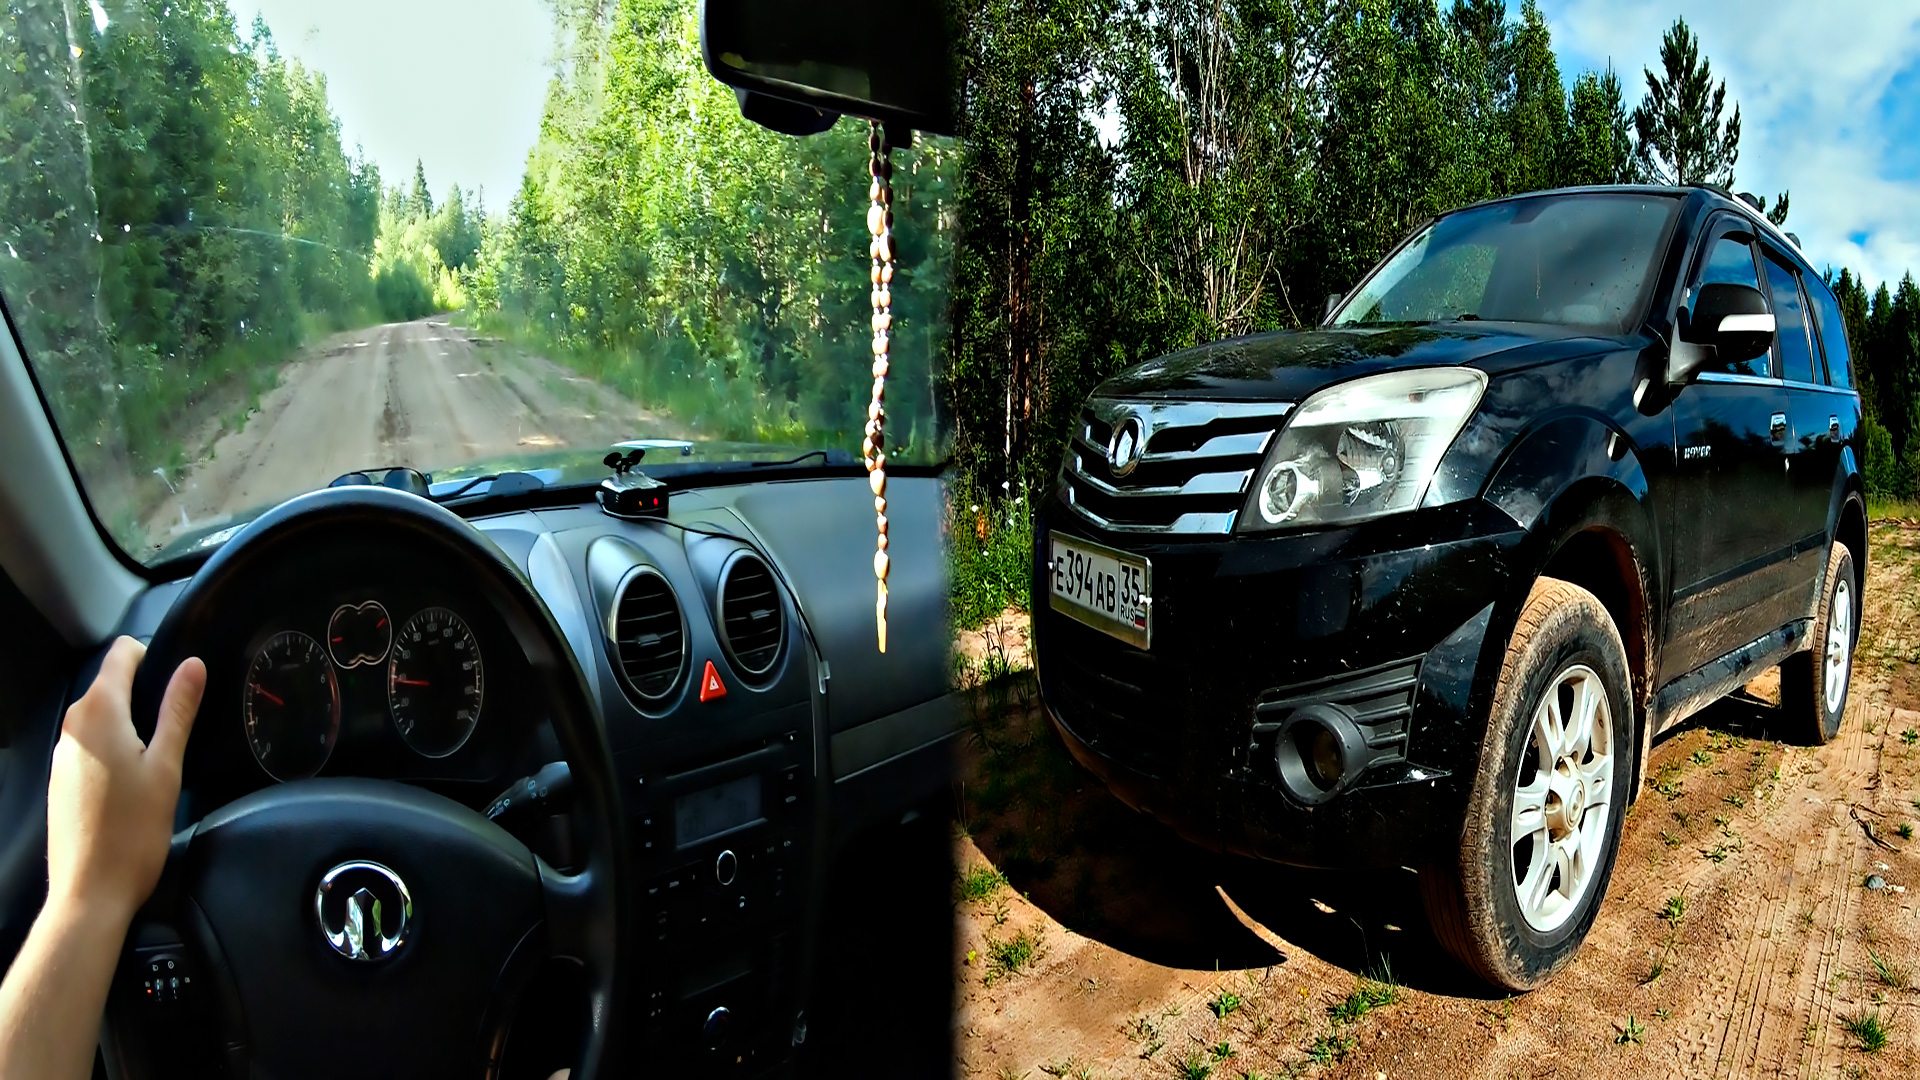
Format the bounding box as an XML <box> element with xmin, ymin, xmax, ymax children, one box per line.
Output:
<box><xmin>223</xmin><ymin>1</ymin><xmax>1920</xmax><ymax>292</ymax></box>
<box><xmin>223</xmin><ymin>0</ymin><xmax>551</xmax><ymax>209</ymax></box>
<box><xmin>1539</xmin><ymin>0</ymin><xmax>1920</xmax><ymax>291</ymax></box>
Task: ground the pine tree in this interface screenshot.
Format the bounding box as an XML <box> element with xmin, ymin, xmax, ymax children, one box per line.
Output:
<box><xmin>1499</xmin><ymin>0</ymin><xmax>1563</xmax><ymax>194</ymax></box>
<box><xmin>1561</xmin><ymin>65</ymin><xmax>1632</xmax><ymax>184</ymax></box>
<box><xmin>1630</xmin><ymin>17</ymin><xmax>1740</xmax><ymax>186</ymax></box>
<box><xmin>410</xmin><ymin>159</ymin><xmax>433</xmax><ymax>218</ymax></box>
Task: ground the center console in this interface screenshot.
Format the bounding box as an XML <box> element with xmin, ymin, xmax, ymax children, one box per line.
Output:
<box><xmin>627</xmin><ymin>726</ymin><xmax>813</xmax><ymax>1072</ymax></box>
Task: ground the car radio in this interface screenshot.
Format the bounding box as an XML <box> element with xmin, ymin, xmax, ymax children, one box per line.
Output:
<box><xmin>628</xmin><ymin>731</ymin><xmax>812</xmax><ymax>1073</ymax></box>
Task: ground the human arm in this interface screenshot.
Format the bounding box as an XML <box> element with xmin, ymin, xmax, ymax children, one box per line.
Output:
<box><xmin>0</xmin><ymin>637</ymin><xmax>204</xmax><ymax>1080</ymax></box>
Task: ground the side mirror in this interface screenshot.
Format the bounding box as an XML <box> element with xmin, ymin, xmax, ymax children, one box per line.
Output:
<box><xmin>1669</xmin><ymin>282</ymin><xmax>1775</xmax><ymax>384</ymax></box>
<box><xmin>699</xmin><ymin>0</ymin><xmax>958</xmax><ymax>136</ymax></box>
<box><xmin>1323</xmin><ymin>293</ymin><xmax>1344</xmax><ymax>323</ymax></box>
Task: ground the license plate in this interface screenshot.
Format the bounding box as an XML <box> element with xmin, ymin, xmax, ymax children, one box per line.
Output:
<box><xmin>1048</xmin><ymin>532</ymin><xmax>1152</xmax><ymax>649</ymax></box>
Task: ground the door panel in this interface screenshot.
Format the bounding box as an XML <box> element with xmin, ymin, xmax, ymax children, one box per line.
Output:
<box><xmin>1661</xmin><ymin>218</ymin><xmax>1795</xmax><ymax>685</ymax></box>
<box><xmin>1664</xmin><ymin>375</ymin><xmax>1795</xmax><ymax>682</ymax></box>
<box><xmin>0</xmin><ymin>566</ymin><xmax>80</xmax><ymax>970</ymax></box>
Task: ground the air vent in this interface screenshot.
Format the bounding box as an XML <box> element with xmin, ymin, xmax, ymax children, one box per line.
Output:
<box><xmin>718</xmin><ymin>554</ymin><xmax>783</xmax><ymax>681</ymax></box>
<box><xmin>608</xmin><ymin>566</ymin><xmax>687</xmax><ymax>704</ymax></box>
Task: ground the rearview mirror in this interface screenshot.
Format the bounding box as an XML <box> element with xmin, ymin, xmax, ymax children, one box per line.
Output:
<box><xmin>700</xmin><ymin>0</ymin><xmax>958</xmax><ymax>136</ymax></box>
<box><xmin>1669</xmin><ymin>282</ymin><xmax>1775</xmax><ymax>384</ymax></box>
<box><xmin>1323</xmin><ymin>293</ymin><xmax>1344</xmax><ymax>323</ymax></box>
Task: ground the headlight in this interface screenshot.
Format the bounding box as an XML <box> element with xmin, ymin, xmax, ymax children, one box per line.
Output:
<box><xmin>1240</xmin><ymin>367</ymin><xmax>1486</xmax><ymax>531</ymax></box>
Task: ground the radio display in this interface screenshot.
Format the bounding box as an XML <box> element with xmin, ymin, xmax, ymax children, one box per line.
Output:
<box><xmin>674</xmin><ymin>775</ymin><xmax>764</xmax><ymax>849</ymax></box>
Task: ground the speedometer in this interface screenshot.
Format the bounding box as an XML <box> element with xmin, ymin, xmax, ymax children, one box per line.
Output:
<box><xmin>243</xmin><ymin>631</ymin><xmax>341</xmax><ymax>781</ymax></box>
<box><xmin>388</xmin><ymin>607</ymin><xmax>485</xmax><ymax>758</ymax></box>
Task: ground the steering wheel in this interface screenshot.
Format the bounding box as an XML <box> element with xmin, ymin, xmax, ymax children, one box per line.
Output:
<box><xmin>125</xmin><ymin>486</ymin><xmax>630</xmax><ymax>1079</ymax></box>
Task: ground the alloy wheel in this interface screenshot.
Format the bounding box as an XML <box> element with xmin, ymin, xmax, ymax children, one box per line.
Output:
<box><xmin>1510</xmin><ymin>663</ymin><xmax>1613</xmax><ymax>933</ymax></box>
<box><xmin>1825</xmin><ymin>576</ymin><xmax>1853</xmax><ymax>715</ymax></box>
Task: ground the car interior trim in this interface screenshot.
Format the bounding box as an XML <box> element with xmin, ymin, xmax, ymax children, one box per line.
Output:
<box><xmin>0</xmin><ymin>310</ymin><xmax>144</xmax><ymax>646</ymax></box>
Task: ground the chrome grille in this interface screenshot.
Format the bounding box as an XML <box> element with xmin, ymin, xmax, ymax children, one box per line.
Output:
<box><xmin>1059</xmin><ymin>398</ymin><xmax>1291</xmax><ymax>535</ymax></box>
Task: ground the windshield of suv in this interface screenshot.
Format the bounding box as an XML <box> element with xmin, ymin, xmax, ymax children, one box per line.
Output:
<box><xmin>0</xmin><ymin>0</ymin><xmax>951</xmax><ymax>565</ymax></box>
<box><xmin>1331</xmin><ymin>192</ymin><xmax>1679</xmax><ymax>333</ymax></box>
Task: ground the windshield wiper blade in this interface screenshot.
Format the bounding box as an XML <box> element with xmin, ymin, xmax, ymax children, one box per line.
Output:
<box><xmin>752</xmin><ymin>449</ymin><xmax>828</xmax><ymax>468</ymax></box>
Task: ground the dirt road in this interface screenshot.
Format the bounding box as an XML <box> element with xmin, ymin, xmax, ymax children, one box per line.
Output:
<box><xmin>143</xmin><ymin>319</ymin><xmax>673</xmax><ymax>545</ymax></box>
<box><xmin>953</xmin><ymin>522</ymin><xmax>1920</xmax><ymax>1080</ymax></box>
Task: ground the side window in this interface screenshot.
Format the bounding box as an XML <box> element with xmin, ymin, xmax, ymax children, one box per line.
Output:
<box><xmin>1693</xmin><ymin>235</ymin><xmax>1769</xmax><ymax>377</ymax></box>
<box><xmin>1762</xmin><ymin>252</ymin><xmax>1817</xmax><ymax>385</ymax></box>
<box><xmin>1809</xmin><ymin>281</ymin><xmax>1855</xmax><ymax>389</ymax></box>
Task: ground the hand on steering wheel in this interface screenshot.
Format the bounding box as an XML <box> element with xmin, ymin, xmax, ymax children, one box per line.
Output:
<box><xmin>49</xmin><ymin>638</ymin><xmax>205</xmax><ymax>926</ymax></box>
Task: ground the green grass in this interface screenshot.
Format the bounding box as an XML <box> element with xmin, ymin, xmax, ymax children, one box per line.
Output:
<box><xmin>1616</xmin><ymin>1014</ymin><xmax>1645</xmax><ymax>1045</ymax></box>
<box><xmin>1841</xmin><ymin>1008</ymin><xmax>1891</xmax><ymax>1052</ymax></box>
<box><xmin>1902</xmin><ymin>728</ymin><xmax>1919</xmax><ymax>747</ymax></box>
<box><xmin>1175</xmin><ymin>1051</ymin><xmax>1214</xmax><ymax>1080</ymax></box>
<box><xmin>950</xmin><ymin>485</ymin><xmax>1034</xmax><ymax>631</ymax></box>
<box><xmin>1208</xmin><ymin>990</ymin><xmax>1242</xmax><ymax>1019</ymax></box>
<box><xmin>1660</xmin><ymin>893</ymin><xmax>1688</xmax><ymax>924</ymax></box>
<box><xmin>958</xmin><ymin>862</ymin><xmax>1010</xmax><ymax>903</ymax></box>
<box><xmin>1870</xmin><ymin>949</ymin><xmax>1911</xmax><ymax>990</ymax></box>
<box><xmin>983</xmin><ymin>927</ymin><xmax>1044</xmax><ymax>985</ymax></box>
<box><xmin>1868</xmin><ymin>496</ymin><xmax>1920</xmax><ymax>522</ymax></box>
<box><xmin>1328</xmin><ymin>961</ymin><xmax>1402</xmax><ymax>1023</ymax></box>
<box><xmin>1306</xmin><ymin>1031</ymin><xmax>1354</xmax><ymax>1066</ymax></box>
<box><xmin>1899</xmin><ymin>823</ymin><xmax>1915</xmax><ymax>841</ymax></box>
<box><xmin>1208</xmin><ymin>1042</ymin><xmax>1236</xmax><ymax>1062</ymax></box>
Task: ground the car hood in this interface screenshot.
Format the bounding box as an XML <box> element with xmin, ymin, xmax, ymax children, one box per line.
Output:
<box><xmin>1092</xmin><ymin>322</ymin><xmax>1628</xmax><ymax>402</ymax></box>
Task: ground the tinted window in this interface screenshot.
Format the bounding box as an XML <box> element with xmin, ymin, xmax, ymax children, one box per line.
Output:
<box><xmin>1332</xmin><ymin>193</ymin><xmax>1679</xmax><ymax>331</ymax></box>
<box><xmin>1695</xmin><ymin>236</ymin><xmax>1769</xmax><ymax>378</ymax></box>
<box><xmin>1763</xmin><ymin>253</ymin><xmax>1817</xmax><ymax>385</ymax></box>
<box><xmin>1809</xmin><ymin>280</ymin><xmax>1855</xmax><ymax>389</ymax></box>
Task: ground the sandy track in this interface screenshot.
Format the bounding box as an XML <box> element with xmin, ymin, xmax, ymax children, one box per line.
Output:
<box><xmin>143</xmin><ymin>319</ymin><xmax>675</xmax><ymax>543</ymax></box>
<box><xmin>953</xmin><ymin>523</ymin><xmax>1920</xmax><ymax>1080</ymax></box>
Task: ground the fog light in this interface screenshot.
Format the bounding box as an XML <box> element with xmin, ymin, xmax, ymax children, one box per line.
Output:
<box><xmin>1302</xmin><ymin>723</ymin><xmax>1345</xmax><ymax>790</ymax></box>
<box><xmin>1271</xmin><ymin>703</ymin><xmax>1367</xmax><ymax>805</ymax></box>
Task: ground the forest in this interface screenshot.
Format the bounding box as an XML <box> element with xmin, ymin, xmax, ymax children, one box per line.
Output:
<box><xmin>3</xmin><ymin>0</ymin><xmax>1919</xmax><ymax>580</ymax></box>
<box><xmin>466</xmin><ymin>0</ymin><xmax>954</xmax><ymax>454</ymax></box>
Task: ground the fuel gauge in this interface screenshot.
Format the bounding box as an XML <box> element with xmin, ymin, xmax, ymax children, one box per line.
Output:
<box><xmin>327</xmin><ymin>601</ymin><xmax>392</xmax><ymax>669</ymax></box>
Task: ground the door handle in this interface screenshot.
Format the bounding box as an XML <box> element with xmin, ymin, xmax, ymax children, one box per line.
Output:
<box><xmin>1770</xmin><ymin>412</ymin><xmax>1788</xmax><ymax>441</ymax></box>
<box><xmin>1830</xmin><ymin>415</ymin><xmax>1841</xmax><ymax>439</ymax></box>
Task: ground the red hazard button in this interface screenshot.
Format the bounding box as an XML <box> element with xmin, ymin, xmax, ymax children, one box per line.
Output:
<box><xmin>699</xmin><ymin>660</ymin><xmax>727</xmax><ymax>703</ymax></box>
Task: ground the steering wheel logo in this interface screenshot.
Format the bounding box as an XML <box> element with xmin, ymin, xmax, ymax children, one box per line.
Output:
<box><xmin>315</xmin><ymin>861</ymin><xmax>411</xmax><ymax>962</ymax></box>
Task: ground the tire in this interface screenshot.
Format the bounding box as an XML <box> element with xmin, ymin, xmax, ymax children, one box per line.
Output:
<box><xmin>1779</xmin><ymin>543</ymin><xmax>1857</xmax><ymax>745</ymax></box>
<box><xmin>1421</xmin><ymin>577</ymin><xmax>1633</xmax><ymax>991</ymax></box>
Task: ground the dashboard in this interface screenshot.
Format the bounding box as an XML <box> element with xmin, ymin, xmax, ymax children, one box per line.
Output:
<box><xmin>110</xmin><ymin>474</ymin><xmax>957</xmax><ymax>1077</ymax></box>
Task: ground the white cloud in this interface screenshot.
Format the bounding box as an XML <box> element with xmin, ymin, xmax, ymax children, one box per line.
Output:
<box><xmin>1540</xmin><ymin>0</ymin><xmax>1920</xmax><ymax>290</ymax></box>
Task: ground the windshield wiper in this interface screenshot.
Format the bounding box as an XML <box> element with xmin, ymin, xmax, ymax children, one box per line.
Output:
<box><xmin>752</xmin><ymin>449</ymin><xmax>829</xmax><ymax>468</ymax></box>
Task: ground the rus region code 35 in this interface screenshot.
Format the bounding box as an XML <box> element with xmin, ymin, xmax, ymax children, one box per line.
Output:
<box><xmin>1047</xmin><ymin>532</ymin><xmax>1152</xmax><ymax>649</ymax></box>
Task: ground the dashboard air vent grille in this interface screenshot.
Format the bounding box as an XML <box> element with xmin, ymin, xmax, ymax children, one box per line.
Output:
<box><xmin>611</xmin><ymin>567</ymin><xmax>686</xmax><ymax>702</ymax></box>
<box><xmin>719</xmin><ymin>554</ymin><xmax>783</xmax><ymax>679</ymax></box>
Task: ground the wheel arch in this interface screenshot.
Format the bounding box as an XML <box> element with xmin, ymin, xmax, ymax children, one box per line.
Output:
<box><xmin>1481</xmin><ymin>465</ymin><xmax>1662</xmax><ymax>803</ymax></box>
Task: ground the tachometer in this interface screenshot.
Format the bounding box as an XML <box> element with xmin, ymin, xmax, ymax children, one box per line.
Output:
<box><xmin>243</xmin><ymin>631</ymin><xmax>342</xmax><ymax>781</ymax></box>
<box><xmin>388</xmin><ymin>607</ymin><xmax>484</xmax><ymax>758</ymax></box>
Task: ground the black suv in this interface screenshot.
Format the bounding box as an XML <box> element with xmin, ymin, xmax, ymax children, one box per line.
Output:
<box><xmin>1031</xmin><ymin>186</ymin><xmax>1866</xmax><ymax>990</ymax></box>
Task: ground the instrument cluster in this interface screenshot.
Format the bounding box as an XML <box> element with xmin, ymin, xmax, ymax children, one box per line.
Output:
<box><xmin>232</xmin><ymin>595</ymin><xmax>503</xmax><ymax>786</ymax></box>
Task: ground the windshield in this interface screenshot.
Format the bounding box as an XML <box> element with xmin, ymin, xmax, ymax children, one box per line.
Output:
<box><xmin>1331</xmin><ymin>192</ymin><xmax>1678</xmax><ymax>333</ymax></box>
<box><xmin>0</xmin><ymin>0</ymin><xmax>951</xmax><ymax>565</ymax></box>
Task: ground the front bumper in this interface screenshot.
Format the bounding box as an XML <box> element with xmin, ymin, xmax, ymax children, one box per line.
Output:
<box><xmin>1033</xmin><ymin>497</ymin><xmax>1527</xmax><ymax>869</ymax></box>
